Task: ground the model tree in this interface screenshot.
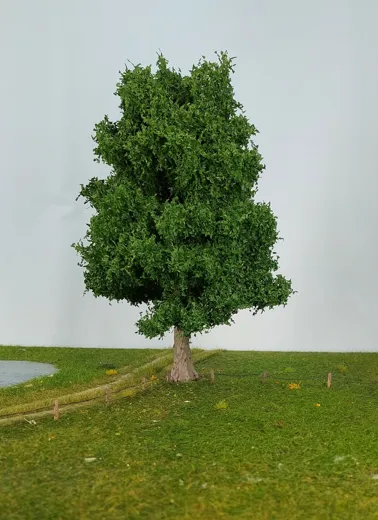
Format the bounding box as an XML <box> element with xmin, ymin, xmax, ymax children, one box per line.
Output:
<box><xmin>73</xmin><ymin>51</ymin><xmax>294</xmax><ymax>382</ymax></box>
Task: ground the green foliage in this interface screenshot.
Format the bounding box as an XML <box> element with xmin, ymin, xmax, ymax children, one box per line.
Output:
<box><xmin>73</xmin><ymin>51</ymin><xmax>294</xmax><ymax>339</ymax></box>
<box><xmin>336</xmin><ymin>363</ymin><xmax>349</xmax><ymax>375</ymax></box>
<box><xmin>282</xmin><ymin>367</ymin><xmax>295</xmax><ymax>374</ymax></box>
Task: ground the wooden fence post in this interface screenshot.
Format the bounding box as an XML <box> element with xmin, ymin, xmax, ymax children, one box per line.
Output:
<box><xmin>327</xmin><ymin>372</ymin><xmax>332</xmax><ymax>388</ymax></box>
<box><xmin>261</xmin><ymin>371</ymin><xmax>269</xmax><ymax>384</ymax></box>
<box><xmin>210</xmin><ymin>369</ymin><xmax>215</xmax><ymax>384</ymax></box>
<box><xmin>53</xmin><ymin>400</ymin><xmax>60</xmax><ymax>420</ymax></box>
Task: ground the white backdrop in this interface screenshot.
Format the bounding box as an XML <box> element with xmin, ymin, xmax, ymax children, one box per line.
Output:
<box><xmin>1</xmin><ymin>0</ymin><xmax>377</xmax><ymax>351</ymax></box>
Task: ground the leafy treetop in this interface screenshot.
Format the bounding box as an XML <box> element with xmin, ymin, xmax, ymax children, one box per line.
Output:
<box><xmin>73</xmin><ymin>51</ymin><xmax>294</xmax><ymax>339</ymax></box>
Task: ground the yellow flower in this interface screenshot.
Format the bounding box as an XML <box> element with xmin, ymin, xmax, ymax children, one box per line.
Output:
<box><xmin>151</xmin><ymin>375</ymin><xmax>158</xmax><ymax>381</ymax></box>
<box><xmin>315</xmin><ymin>403</ymin><xmax>321</xmax><ymax>407</ymax></box>
<box><xmin>105</xmin><ymin>369</ymin><xmax>118</xmax><ymax>376</ymax></box>
<box><xmin>288</xmin><ymin>383</ymin><xmax>301</xmax><ymax>390</ymax></box>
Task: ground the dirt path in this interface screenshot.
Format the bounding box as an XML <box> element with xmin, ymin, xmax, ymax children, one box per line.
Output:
<box><xmin>0</xmin><ymin>349</ymin><xmax>219</xmax><ymax>426</ymax></box>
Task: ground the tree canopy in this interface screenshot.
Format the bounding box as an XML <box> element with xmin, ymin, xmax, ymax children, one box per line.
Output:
<box><xmin>73</xmin><ymin>51</ymin><xmax>294</xmax><ymax>341</ymax></box>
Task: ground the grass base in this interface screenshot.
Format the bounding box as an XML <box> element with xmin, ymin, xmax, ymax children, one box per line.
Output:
<box><xmin>1</xmin><ymin>348</ymin><xmax>378</xmax><ymax>519</ymax></box>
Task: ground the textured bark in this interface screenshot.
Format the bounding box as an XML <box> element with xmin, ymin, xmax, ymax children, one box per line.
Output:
<box><xmin>169</xmin><ymin>327</ymin><xmax>199</xmax><ymax>382</ymax></box>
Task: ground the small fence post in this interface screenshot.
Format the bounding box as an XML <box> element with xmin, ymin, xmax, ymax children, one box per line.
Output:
<box><xmin>105</xmin><ymin>385</ymin><xmax>111</xmax><ymax>406</ymax></box>
<box><xmin>53</xmin><ymin>400</ymin><xmax>60</xmax><ymax>420</ymax></box>
<box><xmin>261</xmin><ymin>371</ymin><xmax>269</xmax><ymax>384</ymax></box>
<box><xmin>210</xmin><ymin>369</ymin><xmax>215</xmax><ymax>384</ymax></box>
<box><xmin>327</xmin><ymin>372</ymin><xmax>332</xmax><ymax>388</ymax></box>
<box><xmin>141</xmin><ymin>377</ymin><xmax>147</xmax><ymax>390</ymax></box>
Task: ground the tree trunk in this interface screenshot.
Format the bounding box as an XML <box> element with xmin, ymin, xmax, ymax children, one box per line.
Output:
<box><xmin>169</xmin><ymin>327</ymin><xmax>199</xmax><ymax>382</ymax></box>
